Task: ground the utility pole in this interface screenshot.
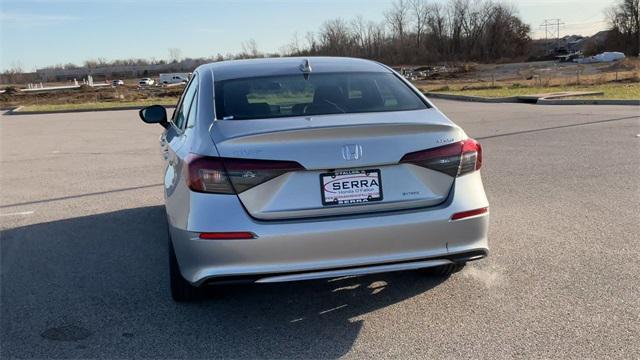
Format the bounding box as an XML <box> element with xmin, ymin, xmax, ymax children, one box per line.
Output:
<box><xmin>540</xmin><ymin>19</ymin><xmax>564</xmax><ymax>41</ymax></box>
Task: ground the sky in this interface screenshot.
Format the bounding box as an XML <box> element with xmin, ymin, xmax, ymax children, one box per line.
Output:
<box><xmin>0</xmin><ymin>0</ymin><xmax>615</xmax><ymax>72</ymax></box>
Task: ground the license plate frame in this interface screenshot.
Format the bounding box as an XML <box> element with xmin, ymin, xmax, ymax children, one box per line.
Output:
<box><xmin>320</xmin><ymin>169</ymin><xmax>383</xmax><ymax>206</ymax></box>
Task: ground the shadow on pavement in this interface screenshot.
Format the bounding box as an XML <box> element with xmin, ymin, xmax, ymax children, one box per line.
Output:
<box><xmin>1</xmin><ymin>206</ymin><xmax>447</xmax><ymax>359</ymax></box>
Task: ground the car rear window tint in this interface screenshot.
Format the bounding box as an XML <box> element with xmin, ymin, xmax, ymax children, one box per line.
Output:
<box><xmin>214</xmin><ymin>72</ymin><xmax>427</xmax><ymax>120</ymax></box>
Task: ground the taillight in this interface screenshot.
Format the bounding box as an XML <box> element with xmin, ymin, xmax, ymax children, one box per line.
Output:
<box><xmin>186</xmin><ymin>155</ymin><xmax>234</xmax><ymax>193</ymax></box>
<box><xmin>400</xmin><ymin>138</ymin><xmax>482</xmax><ymax>177</ymax></box>
<box><xmin>186</xmin><ymin>154</ymin><xmax>304</xmax><ymax>194</ymax></box>
<box><xmin>460</xmin><ymin>138</ymin><xmax>482</xmax><ymax>174</ymax></box>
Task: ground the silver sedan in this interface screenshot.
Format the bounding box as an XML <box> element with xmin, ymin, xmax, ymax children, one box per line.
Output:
<box><xmin>139</xmin><ymin>57</ymin><xmax>489</xmax><ymax>301</ymax></box>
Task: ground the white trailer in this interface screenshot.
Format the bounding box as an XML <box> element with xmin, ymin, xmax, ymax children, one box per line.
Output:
<box><xmin>159</xmin><ymin>73</ymin><xmax>191</xmax><ymax>84</ymax></box>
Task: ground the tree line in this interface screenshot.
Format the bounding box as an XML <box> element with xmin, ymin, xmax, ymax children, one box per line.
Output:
<box><xmin>605</xmin><ymin>0</ymin><xmax>640</xmax><ymax>56</ymax></box>
<box><xmin>3</xmin><ymin>0</ymin><xmax>640</xmax><ymax>84</ymax></box>
<box><xmin>284</xmin><ymin>0</ymin><xmax>531</xmax><ymax>64</ymax></box>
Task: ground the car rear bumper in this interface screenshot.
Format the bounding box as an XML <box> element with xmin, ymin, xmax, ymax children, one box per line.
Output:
<box><xmin>168</xmin><ymin>172</ymin><xmax>489</xmax><ymax>285</ymax></box>
<box><xmin>198</xmin><ymin>249</ymin><xmax>488</xmax><ymax>285</ymax></box>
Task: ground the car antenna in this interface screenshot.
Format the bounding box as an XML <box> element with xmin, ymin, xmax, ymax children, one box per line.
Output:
<box><xmin>299</xmin><ymin>59</ymin><xmax>312</xmax><ymax>80</ymax></box>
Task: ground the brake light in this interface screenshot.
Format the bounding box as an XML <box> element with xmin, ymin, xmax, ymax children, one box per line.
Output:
<box><xmin>186</xmin><ymin>155</ymin><xmax>233</xmax><ymax>193</ymax></box>
<box><xmin>400</xmin><ymin>138</ymin><xmax>482</xmax><ymax>177</ymax></box>
<box><xmin>186</xmin><ymin>154</ymin><xmax>304</xmax><ymax>194</ymax></box>
<box><xmin>461</xmin><ymin>138</ymin><xmax>482</xmax><ymax>173</ymax></box>
<box><xmin>199</xmin><ymin>232</ymin><xmax>255</xmax><ymax>240</ymax></box>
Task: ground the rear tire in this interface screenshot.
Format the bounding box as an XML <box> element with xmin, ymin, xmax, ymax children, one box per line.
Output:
<box><xmin>423</xmin><ymin>262</ymin><xmax>466</xmax><ymax>276</ymax></box>
<box><xmin>169</xmin><ymin>233</ymin><xmax>200</xmax><ymax>302</ymax></box>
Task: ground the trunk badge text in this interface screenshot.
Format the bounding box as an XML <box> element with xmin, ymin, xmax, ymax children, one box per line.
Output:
<box><xmin>341</xmin><ymin>144</ymin><xmax>363</xmax><ymax>161</ymax></box>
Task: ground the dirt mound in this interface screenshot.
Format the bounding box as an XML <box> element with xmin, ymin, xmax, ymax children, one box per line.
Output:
<box><xmin>0</xmin><ymin>84</ymin><xmax>185</xmax><ymax>108</ymax></box>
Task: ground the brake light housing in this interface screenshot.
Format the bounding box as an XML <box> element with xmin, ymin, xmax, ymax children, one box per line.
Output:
<box><xmin>400</xmin><ymin>138</ymin><xmax>482</xmax><ymax>177</ymax></box>
<box><xmin>186</xmin><ymin>154</ymin><xmax>304</xmax><ymax>194</ymax></box>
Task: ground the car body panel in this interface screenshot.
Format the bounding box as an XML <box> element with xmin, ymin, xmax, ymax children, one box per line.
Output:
<box><xmin>153</xmin><ymin>57</ymin><xmax>488</xmax><ymax>286</ymax></box>
<box><xmin>254</xmin><ymin>259</ymin><xmax>454</xmax><ymax>283</ymax></box>
<box><xmin>210</xmin><ymin>110</ymin><xmax>464</xmax><ymax>219</ymax></box>
<box><xmin>205</xmin><ymin>56</ymin><xmax>391</xmax><ymax>81</ymax></box>
<box><xmin>209</xmin><ymin>111</ymin><xmax>461</xmax><ymax>168</ymax></box>
<box><xmin>169</xmin><ymin>171</ymin><xmax>488</xmax><ymax>285</ymax></box>
<box><xmin>237</xmin><ymin>164</ymin><xmax>455</xmax><ymax>219</ymax></box>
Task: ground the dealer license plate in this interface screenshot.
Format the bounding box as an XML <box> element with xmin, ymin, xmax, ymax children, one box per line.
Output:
<box><xmin>320</xmin><ymin>169</ymin><xmax>383</xmax><ymax>206</ymax></box>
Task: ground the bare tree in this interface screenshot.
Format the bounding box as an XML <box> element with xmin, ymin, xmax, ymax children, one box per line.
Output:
<box><xmin>385</xmin><ymin>0</ymin><xmax>412</xmax><ymax>63</ymax></box>
<box><xmin>369</xmin><ymin>21</ymin><xmax>388</xmax><ymax>60</ymax></box>
<box><xmin>448</xmin><ymin>0</ymin><xmax>469</xmax><ymax>57</ymax></box>
<box><xmin>284</xmin><ymin>0</ymin><xmax>530</xmax><ymax>64</ymax></box>
<box><xmin>168</xmin><ymin>48</ymin><xmax>182</xmax><ymax>63</ymax></box>
<box><xmin>462</xmin><ymin>1</ymin><xmax>497</xmax><ymax>59</ymax></box>
<box><xmin>426</xmin><ymin>2</ymin><xmax>448</xmax><ymax>58</ymax></box>
<box><xmin>483</xmin><ymin>3</ymin><xmax>530</xmax><ymax>60</ymax></box>
<box><xmin>9</xmin><ymin>61</ymin><xmax>23</xmax><ymax>74</ymax></box>
<box><xmin>23</xmin><ymin>0</ymin><xmax>534</xmax><ymax>74</ymax></box>
<box><xmin>318</xmin><ymin>18</ymin><xmax>352</xmax><ymax>56</ymax></box>
<box><xmin>410</xmin><ymin>0</ymin><xmax>430</xmax><ymax>50</ymax></box>
<box><xmin>96</xmin><ymin>57</ymin><xmax>109</xmax><ymax>66</ymax></box>
<box><xmin>305</xmin><ymin>31</ymin><xmax>317</xmax><ymax>54</ymax></box>
<box><xmin>1</xmin><ymin>62</ymin><xmax>24</xmax><ymax>84</ymax></box>
<box><xmin>84</xmin><ymin>59</ymin><xmax>98</xmax><ymax>69</ymax></box>
<box><xmin>351</xmin><ymin>16</ymin><xmax>368</xmax><ymax>57</ymax></box>
<box><xmin>606</xmin><ymin>0</ymin><xmax>640</xmax><ymax>55</ymax></box>
<box><xmin>386</xmin><ymin>0</ymin><xmax>411</xmax><ymax>44</ymax></box>
<box><xmin>241</xmin><ymin>39</ymin><xmax>261</xmax><ymax>58</ymax></box>
<box><xmin>282</xmin><ymin>32</ymin><xmax>302</xmax><ymax>56</ymax></box>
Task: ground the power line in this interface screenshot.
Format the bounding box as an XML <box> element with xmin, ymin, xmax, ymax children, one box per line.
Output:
<box><xmin>539</xmin><ymin>19</ymin><xmax>565</xmax><ymax>40</ymax></box>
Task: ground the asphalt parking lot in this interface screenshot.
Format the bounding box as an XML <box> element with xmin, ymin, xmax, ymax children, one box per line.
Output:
<box><xmin>1</xmin><ymin>100</ymin><xmax>639</xmax><ymax>359</ymax></box>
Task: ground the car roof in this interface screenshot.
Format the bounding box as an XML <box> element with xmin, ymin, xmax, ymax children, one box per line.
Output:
<box><xmin>200</xmin><ymin>57</ymin><xmax>391</xmax><ymax>81</ymax></box>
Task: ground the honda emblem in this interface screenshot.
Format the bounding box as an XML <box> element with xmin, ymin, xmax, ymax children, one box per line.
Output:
<box><xmin>341</xmin><ymin>144</ymin><xmax>363</xmax><ymax>161</ymax></box>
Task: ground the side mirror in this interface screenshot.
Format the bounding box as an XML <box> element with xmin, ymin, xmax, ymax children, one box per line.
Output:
<box><xmin>139</xmin><ymin>105</ymin><xmax>169</xmax><ymax>128</ymax></box>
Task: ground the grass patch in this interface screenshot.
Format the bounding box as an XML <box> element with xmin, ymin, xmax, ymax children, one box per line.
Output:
<box><xmin>17</xmin><ymin>98</ymin><xmax>178</xmax><ymax>112</ymax></box>
<box><xmin>426</xmin><ymin>82</ymin><xmax>640</xmax><ymax>99</ymax></box>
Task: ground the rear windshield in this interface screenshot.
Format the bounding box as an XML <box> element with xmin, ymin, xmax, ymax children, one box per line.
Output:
<box><xmin>214</xmin><ymin>72</ymin><xmax>428</xmax><ymax>120</ymax></box>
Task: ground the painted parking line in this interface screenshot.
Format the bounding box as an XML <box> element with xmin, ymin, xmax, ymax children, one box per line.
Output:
<box><xmin>0</xmin><ymin>210</ymin><xmax>34</xmax><ymax>217</ymax></box>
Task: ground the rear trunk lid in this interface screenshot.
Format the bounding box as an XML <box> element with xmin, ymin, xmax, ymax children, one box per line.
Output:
<box><xmin>209</xmin><ymin>109</ymin><xmax>465</xmax><ymax>220</ymax></box>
